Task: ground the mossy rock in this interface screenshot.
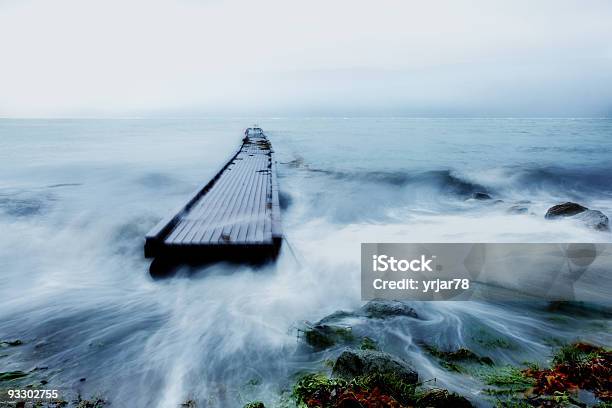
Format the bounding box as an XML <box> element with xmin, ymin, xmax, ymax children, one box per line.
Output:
<box><xmin>360</xmin><ymin>337</ymin><xmax>378</xmax><ymax>351</ymax></box>
<box><xmin>423</xmin><ymin>344</ymin><xmax>493</xmax><ymax>372</ymax></box>
<box><xmin>332</xmin><ymin>349</ymin><xmax>418</xmax><ymax>385</ymax></box>
<box><xmin>361</xmin><ymin>300</ymin><xmax>418</xmax><ymax>319</ymax></box>
<box><xmin>302</xmin><ymin>324</ymin><xmax>353</xmax><ymax>350</ymax></box>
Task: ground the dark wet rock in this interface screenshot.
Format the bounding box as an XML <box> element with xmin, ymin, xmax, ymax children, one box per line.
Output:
<box><xmin>507</xmin><ymin>205</ymin><xmax>528</xmax><ymax>214</ymax></box>
<box><xmin>545</xmin><ymin>202</ymin><xmax>588</xmax><ymax>219</ymax></box>
<box><xmin>471</xmin><ymin>192</ymin><xmax>492</xmax><ymax>200</ymax></box>
<box><xmin>74</xmin><ymin>395</ymin><xmax>107</xmax><ymax>407</ymax></box>
<box><xmin>243</xmin><ymin>402</ymin><xmax>265</xmax><ymax>408</ymax></box>
<box><xmin>1</xmin><ymin>339</ymin><xmax>23</xmax><ymax>347</ymax></box>
<box><xmin>332</xmin><ymin>349</ymin><xmax>418</xmax><ymax>385</ymax></box>
<box><xmin>575</xmin><ymin>209</ymin><xmax>609</xmax><ymax>231</ymax></box>
<box><xmin>515</xmin><ymin>200</ymin><xmax>532</xmax><ymax>205</ymax></box>
<box><xmin>493</xmin><ymin>199</ymin><xmax>504</xmax><ymax>204</ymax></box>
<box><xmin>545</xmin><ymin>202</ymin><xmax>609</xmax><ymax>231</ymax></box>
<box><xmin>423</xmin><ymin>345</ymin><xmax>493</xmax><ymax>372</ymax></box>
<box><xmin>302</xmin><ymin>324</ymin><xmax>353</xmax><ymax>350</ymax></box>
<box><xmin>362</xmin><ymin>300</ymin><xmax>418</xmax><ymax>319</ymax></box>
<box><xmin>442</xmin><ymin>348</ymin><xmax>493</xmax><ymax>365</ymax></box>
<box><xmin>417</xmin><ymin>388</ymin><xmax>473</xmax><ymax>408</ymax></box>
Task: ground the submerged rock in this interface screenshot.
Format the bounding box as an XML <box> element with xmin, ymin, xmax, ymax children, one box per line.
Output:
<box><xmin>317</xmin><ymin>310</ymin><xmax>355</xmax><ymax>324</ymax></box>
<box><xmin>332</xmin><ymin>349</ymin><xmax>418</xmax><ymax>385</ymax></box>
<box><xmin>507</xmin><ymin>205</ymin><xmax>528</xmax><ymax>214</ymax></box>
<box><xmin>545</xmin><ymin>202</ymin><xmax>609</xmax><ymax>231</ymax></box>
<box><xmin>423</xmin><ymin>345</ymin><xmax>494</xmax><ymax>371</ymax></box>
<box><xmin>302</xmin><ymin>324</ymin><xmax>353</xmax><ymax>350</ymax></box>
<box><xmin>574</xmin><ymin>209</ymin><xmax>609</xmax><ymax>231</ymax></box>
<box><xmin>545</xmin><ymin>202</ymin><xmax>588</xmax><ymax>218</ymax></box>
<box><xmin>471</xmin><ymin>192</ymin><xmax>492</xmax><ymax>200</ymax></box>
<box><xmin>417</xmin><ymin>388</ymin><xmax>473</xmax><ymax>408</ymax></box>
<box><xmin>362</xmin><ymin>300</ymin><xmax>418</xmax><ymax>319</ymax></box>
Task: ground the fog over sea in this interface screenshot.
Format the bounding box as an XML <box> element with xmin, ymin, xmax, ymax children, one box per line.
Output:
<box><xmin>1</xmin><ymin>117</ymin><xmax>611</xmax><ymax>407</ymax></box>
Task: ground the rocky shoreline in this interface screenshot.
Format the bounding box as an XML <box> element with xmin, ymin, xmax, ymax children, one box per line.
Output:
<box><xmin>2</xmin><ymin>300</ymin><xmax>611</xmax><ymax>407</ymax></box>
<box><xmin>241</xmin><ymin>300</ymin><xmax>611</xmax><ymax>408</ymax></box>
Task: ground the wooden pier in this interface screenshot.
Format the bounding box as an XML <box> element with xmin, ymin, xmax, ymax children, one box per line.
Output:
<box><xmin>145</xmin><ymin>128</ymin><xmax>282</xmax><ymax>263</ymax></box>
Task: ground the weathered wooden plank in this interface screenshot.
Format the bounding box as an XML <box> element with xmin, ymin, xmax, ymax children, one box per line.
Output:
<box><xmin>144</xmin><ymin>128</ymin><xmax>282</xmax><ymax>261</ymax></box>
<box><xmin>200</xmin><ymin>150</ymin><xmax>260</xmax><ymax>244</ymax></box>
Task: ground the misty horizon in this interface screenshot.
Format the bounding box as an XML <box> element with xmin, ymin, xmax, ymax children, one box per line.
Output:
<box><xmin>1</xmin><ymin>0</ymin><xmax>611</xmax><ymax>117</ymax></box>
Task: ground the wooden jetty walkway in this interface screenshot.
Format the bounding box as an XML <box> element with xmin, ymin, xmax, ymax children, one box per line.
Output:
<box><xmin>145</xmin><ymin>127</ymin><xmax>282</xmax><ymax>262</ymax></box>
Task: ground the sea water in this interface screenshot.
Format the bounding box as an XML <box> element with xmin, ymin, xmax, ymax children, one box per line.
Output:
<box><xmin>0</xmin><ymin>117</ymin><xmax>611</xmax><ymax>407</ymax></box>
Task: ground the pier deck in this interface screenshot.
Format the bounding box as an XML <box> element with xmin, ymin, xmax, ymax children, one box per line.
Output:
<box><xmin>144</xmin><ymin>128</ymin><xmax>282</xmax><ymax>261</ymax></box>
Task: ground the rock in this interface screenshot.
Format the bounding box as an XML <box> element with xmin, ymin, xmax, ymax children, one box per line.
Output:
<box><xmin>0</xmin><ymin>339</ymin><xmax>23</xmax><ymax>347</ymax></box>
<box><xmin>332</xmin><ymin>349</ymin><xmax>418</xmax><ymax>385</ymax></box>
<box><xmin>417</xmin><ymin>388</ymin><xmax>473</xmax><ymax>407</ymax></box>
<box><xmin>318</xmin><ymin>310</ymin><xmax>355</xmax><ymax>324</ymax></box>
<box><xmin>243</xmin><ymin>402</ymin><xmax>265</xmax><ymax>408</ymax></box>
<box><xmin>423</xmin><ymin>345</ymin><xmax>494</xmax><ymax>371</ymax></box>
<box><xmin>545</xmin><ymin>202</ymin><xmax>609</xmax><ymax>231</ymax></box>
<box><xmin>545</xmin><ymin>202</ymin><xmax>588</xmax><ymax>219</ymax></box>
<box><xmin>575</xmin><ymin>209</ymin><xmax>609</xmax><ymax>231</ymax></box>
<box><xmin>362</xmin><ymin>300</ymin><xmax>418</xmax><ymax>319</ymax></box>
<box><xmin>507</xmin><ymin>205</ymin><xmax>528</xmax><ymax>214</ymax></box>
<box><xmin>302</xmin><ymin>324</ymin><xmax>353</xmax><ymax>350</ymax></box>
<box><xmin>471</xmin><ymin>192</ymin><xmax>491</xmax><ymax>200</ymax></box>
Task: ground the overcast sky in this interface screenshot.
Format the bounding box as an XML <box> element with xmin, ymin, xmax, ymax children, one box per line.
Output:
<box><xmin>1</xmin><ymin>0</ymin><xmax>611</xmax><ymax>117</ymax></box>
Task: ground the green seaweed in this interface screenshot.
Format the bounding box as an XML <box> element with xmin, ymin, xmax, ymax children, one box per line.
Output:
<box><xmin>0</xmin><ymin>370</ymin><xmax>28</xmax><ymax>382</ymax></box>
<box><xmin>292</xmin><ymin>373</ymin><xmax>346</xmax><ymax>406</ymax></box>
<box><xmin>552</xmin><ymin>342</ymin><xmax>606</xmax><ymax>366</ymax></box>
<box><xmin>482</xmin><ymin>366</ymin><xmax>535</xmax><ymax>392</ymax></box>
<box><xmin>360</xmin><ymin>337</ymin><xmax>378</xmax><ymax>350</ymax></box>
<box><xmin>292</xmin><ymin>371</ymin><xmax>419</xmax><ymax>407</ymax></box>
